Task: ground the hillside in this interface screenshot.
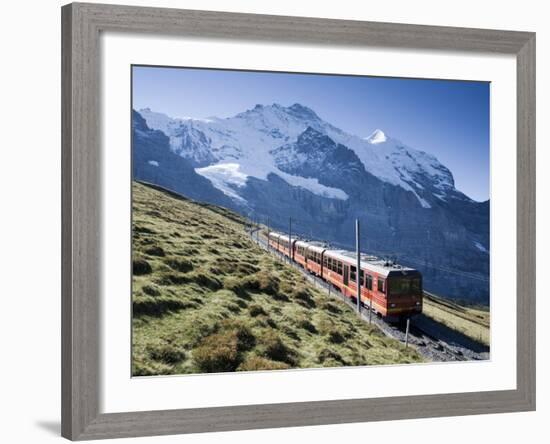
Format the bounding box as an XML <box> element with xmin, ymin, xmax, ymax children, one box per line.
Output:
<box><xmin>132</xmin><ymin>181</ymin><xmax>423</xmax><ymax>376</ymax></box>
<box><xmin>422</xmin><ymin>293</ymin><xmax>490</xmax><ymax>347</ymax></box>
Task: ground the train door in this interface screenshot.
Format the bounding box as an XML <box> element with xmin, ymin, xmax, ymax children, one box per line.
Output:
<box><xmin>343</xmin><ymin>264</ymin><xmax>349</xmax><ymax>286</ymax></box>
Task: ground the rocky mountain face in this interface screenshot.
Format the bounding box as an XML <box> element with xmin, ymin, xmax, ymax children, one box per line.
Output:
<box><xmin>133</xmin><ymin>104</ymin><xmax>490</xmax><ymax>304</ymax></box>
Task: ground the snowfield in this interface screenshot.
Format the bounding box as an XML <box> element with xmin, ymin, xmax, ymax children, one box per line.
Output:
<box><xmin>194</xmin><ymin>163</ymin><xmax>248</xmax><ymax>203</ymax></box>
<box><xmin>196</xmin><ymin>162</ymin><xmax>349</xmax><ymax>202</ymax></box>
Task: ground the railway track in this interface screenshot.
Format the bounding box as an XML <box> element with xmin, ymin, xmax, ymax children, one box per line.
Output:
<box><xmin>248</xmin><ymin>228</ymin><xmax>489</xmax><ymax>363</ymax></box>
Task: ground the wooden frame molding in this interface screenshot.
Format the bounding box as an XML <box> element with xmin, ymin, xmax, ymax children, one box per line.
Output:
<box><xmin>61</xmin><ymin>2</ymin><xmax>536</xmax><ymax>440</ymax></box>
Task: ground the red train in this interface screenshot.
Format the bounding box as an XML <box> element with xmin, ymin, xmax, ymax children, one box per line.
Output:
<box><xmin>267</xmin><ymin>231</ymin><xmax>423</xmax><ymax>319</ymax></box>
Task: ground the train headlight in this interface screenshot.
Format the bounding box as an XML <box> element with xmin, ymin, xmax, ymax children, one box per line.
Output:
<box><xmin>390</xmin><ymin>303</ymin><xmax>396</xmax><ymax>308</ymax></box>
<box><xmin>416</xmin><ymin>301</ymin><xmax>421</xmax><ymax>306</ymax></box>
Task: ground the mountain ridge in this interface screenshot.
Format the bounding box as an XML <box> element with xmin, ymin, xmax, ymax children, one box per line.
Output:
<box><xmin>138</xmin><ymin>103</ymin><xmax>464</xmax><ymax>208</ymax></box>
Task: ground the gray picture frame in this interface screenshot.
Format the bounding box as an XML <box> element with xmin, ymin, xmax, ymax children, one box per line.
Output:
<box><xmin>61</xmin><ymin>2</ymin><xmax>536</xmax><ymax>440</ymax></box>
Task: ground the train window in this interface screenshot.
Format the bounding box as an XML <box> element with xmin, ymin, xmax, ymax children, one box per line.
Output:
<box><xmin>411</xmin><ymin>278</ymin><xmax>421</xmax><ymax>294</ymax></box>
<box><xmin>390</xmin><ymin>277</ymin><xmax>422</xmax><ymax>295</ymax></box>
<box><xmin>378</xmin><ymin>278</ymin><xmax>386</xmax><ymax>293</ymax></box>
<box><xmin>390</xmin><ymin>278</ymin><xmax>417</xmax><ymax>295</ymax></box>
<box><xmin>337</xmin><ymin>261</ymin><xmax>343</xmax><ymax>274</ymax></box>
<box><xmin>365</xmin><ymin>274</ymin><xmax>373</xmax><ymax>290</ymax></box>
<box><xmin>359</xmin><ymin>269</ymin><xmax>364</xmax><ymax>286</ymax></box>
<box><xmin>350</xmin><ymin>266</ymin><xmax>356</xmax><ymax>282</ymax></box>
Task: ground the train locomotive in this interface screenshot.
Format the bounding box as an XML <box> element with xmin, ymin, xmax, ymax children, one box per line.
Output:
<box><xmin>267</xmin><ymin>231</ymin><xmax>423</xmax><ymax>319</ymax></box>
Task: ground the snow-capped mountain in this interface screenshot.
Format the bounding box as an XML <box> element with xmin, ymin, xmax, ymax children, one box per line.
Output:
<box><xmin>138</xmin><ymin>104</ymin><xmax>460</xmax><ymax>209</ymax></box>
<box><xmin>133</xmin><ymin>104</ymin><xmax>489</xmax><ymax>303</ymax></box>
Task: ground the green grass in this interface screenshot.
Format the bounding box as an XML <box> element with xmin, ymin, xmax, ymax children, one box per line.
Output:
<box><xmin>423</xmin><ymin>293</ymin><xmax>490</xmax><ymax>346</ymax></box>
<box><xmin>132</xmin><ymin>181</ymin><xmax>423</xmax><ymax>376</ymax></box>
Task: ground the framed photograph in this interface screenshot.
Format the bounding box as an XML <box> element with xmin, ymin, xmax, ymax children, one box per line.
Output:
<box><xmin>61</xmin><ymin>2</ymin><xmax>536</xmax><ymax>440</ymax></box>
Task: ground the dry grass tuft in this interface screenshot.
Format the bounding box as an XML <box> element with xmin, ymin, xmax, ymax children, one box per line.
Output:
<box><xmin>238</xmin><ymin>356</ymin><xmax>290</xmax><ymax>371</ymax></box>
<box><xmin>133</xmin><ymin>257</ymin><xmax>152</xmax><ymax>275</ymax></box>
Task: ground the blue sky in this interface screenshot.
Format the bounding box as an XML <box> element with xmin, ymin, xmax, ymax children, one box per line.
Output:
<box><xmin>132</xmin><ymin>66</ymin><xmax>490</xmax><ymax>201</ymax></box>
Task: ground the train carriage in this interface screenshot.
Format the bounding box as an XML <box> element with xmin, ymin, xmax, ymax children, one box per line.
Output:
<box><xmin>267</xmin><ymin>232</ymin><xmax>297</xmax><ymax>260</ymax></box>
<box><xmin>267</xmin><ymin>231</ymin><xmax>281</xmax><ymax>251</ymax></box>
<box><xmin>324</xmin><ymin>250</ymin><xmax>422</xmax><ymax>319</ymax></box>
<box><xmin>304</xmin><ymin>243</ymin><xmax>325</xmax><ymax>277</ymax></box>
<box><xmin>294</xmin><ymin>240</ymin><xmax>309</xmax><ymax>268</ymax></box>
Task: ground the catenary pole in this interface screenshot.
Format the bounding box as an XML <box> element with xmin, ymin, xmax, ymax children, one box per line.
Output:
<box><xmin>267</xmin><ymin>217</ymin><xmax>270</xmax><ymax>250</ymax></box>
<box><xmin>356</xmin><ymin>219</ymin><xmax>361</xmax><ymax>314</ymax></box>
<box><xmin>288</xmin><ymin>217</ymin><xmax>292</xmax><ymax>263</ymax></box>
<box><xmin>364</xmin><ymin>221</ymin><xmax>372</xmax><ymax>323</ymax></box>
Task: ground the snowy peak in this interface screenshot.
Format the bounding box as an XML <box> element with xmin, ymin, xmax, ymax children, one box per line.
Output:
<box><xmin>366</xmin><ymin>129</ymin><xmax>387</xmax><ymax>144</ymax></box>
<box><xmin>234</xmin><ymin>103</ymin><xmax>323</xmax><ymax>132</ymax></box>
<box><xmin>296</xmin><ymin>126</ymin><xmax>333</xmax><ymax>150</ymax></box>
<box><xmin>271</xmin><ymin>126</ymin><xmax>338</xmax><ymax>170</ymax></box>
<box><xmin>286</xmin><ymin>103</ymin><xmax>321</xmax><ymax>121</ymax></box>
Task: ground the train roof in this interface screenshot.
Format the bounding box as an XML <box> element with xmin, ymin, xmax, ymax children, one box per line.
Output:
<box><xmin>268</xmin><ymin>232</ymin><xmax>294</xmax><ymax>241</ymax></box>
<box><xmin>267</xmin><ymin>232</ymin><xmax>417</xmax><ymax>277</ymax></box>
<box><xmin>325</xmin><ymin>249</ymin><xmax>418</xmax><ymax>277</ymax></box>
<box><xmin>307</xmin><ymin>242</ymin><xmax>327</xmax><ymax>253</ymax></box>
<box><xmin>269</xmin><ymin>232</ymin><xmax>325</xmax><ymax>249</ymax></box>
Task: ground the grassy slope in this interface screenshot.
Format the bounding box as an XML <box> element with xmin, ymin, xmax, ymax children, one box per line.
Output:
<box><xmin>422</xmin><ymin>293</ymin><xmax>490</xmax><ymax>346</ymax></box>
<box><xmin>132</xmin><ymin>181</ymin><xmax>422</xmax><ymax>376</ymax></box>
